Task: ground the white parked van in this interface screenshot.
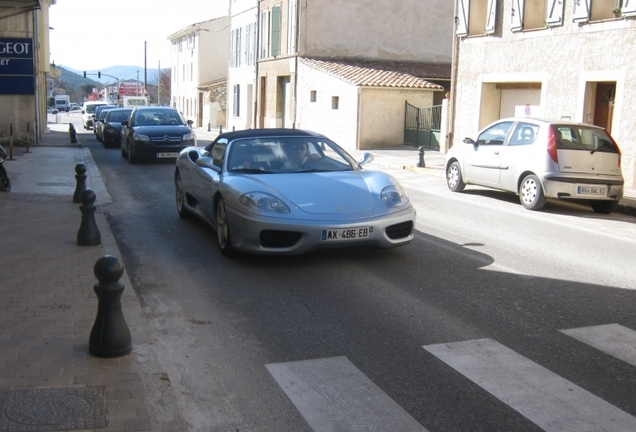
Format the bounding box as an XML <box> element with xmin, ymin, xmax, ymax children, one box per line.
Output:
<box><xmin>122</xmin><ymin>96</ymin><xmax>148</xmax><ymax>108</ymax></box>
<box><xmin>81</xmin><ymin>101</ymin><xmax>110</xmax><ymax>129</ymax></box>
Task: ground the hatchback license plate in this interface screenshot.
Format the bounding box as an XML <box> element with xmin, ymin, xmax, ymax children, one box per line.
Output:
<box><xmin>576</xmin><ymin>186</ymin><xmax>606</xmax><ymax>196</ymax></box>
<box><xmin>157</xmin><ymin>152</ymin><xmax>178</xmax><ymax>158</ymax></box>
<box><xmin>321</xmin><ymin>227</ymin><xmax>374</xmax><ymax>241</ymax></box>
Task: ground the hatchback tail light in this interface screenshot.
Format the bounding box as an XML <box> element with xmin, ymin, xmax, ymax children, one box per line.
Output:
<box><xmin>547</xmin><ymin>125</ymin><xmax>559</xmax><ymax>163</ymax></box>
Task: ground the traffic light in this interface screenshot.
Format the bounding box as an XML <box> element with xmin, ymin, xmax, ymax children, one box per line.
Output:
<box><xmin>98</xmin><ymin>71</ymin><xmax>101</xmax><ymax>78</ymax></box>
<box><xmin>83</xmin><ymin>71</ymin><xmax>86</xmax><ymax>78</ymax></box>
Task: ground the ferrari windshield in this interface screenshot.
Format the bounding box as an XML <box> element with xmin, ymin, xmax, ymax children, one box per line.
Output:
<box><xmin>227</xmin><ymin>137</ymin><xmax>357</xmax><ymax>174</ymax></box>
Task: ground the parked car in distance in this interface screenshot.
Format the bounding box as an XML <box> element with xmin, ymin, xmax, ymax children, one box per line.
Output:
<box><xmin>82</xmin><ymin>101</ymin><xmax>110</xmax><ymax>129</ymax></box>
<box><xmin>101</xmin><ymin>108</ymin><xmax>132</xmax><ymax>148</ymax></box>
<box><xmin>445</xmin><ymin>118</ymin><xmax>624</xmax><ymax>213</ymax></box>
<box><xmin>69</xmin><ymin>103</ymin><xmax>80</xmax><ymax>111</ymax></box>
<box><xmin>47</xmin><ymin>106</ymin><xmax>59</xmax><ymax>114</ymax></box>
<box><xmin>120</xmin><ymin>106</ymin><xmax>195</xmax><ymax>164</ymax></box>
<box><xmin>93</xmin><ymin>105</ymin><xmax>117</xmax><ymax>141</ymax></box>
<box><xmin>174</xmin><ymin>128</ymin><xmax>416</xmax><ymax>256</ymax></box>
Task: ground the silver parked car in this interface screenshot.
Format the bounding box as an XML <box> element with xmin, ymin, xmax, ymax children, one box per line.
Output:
<box><xmin>445</xmin><ymin>118</ymin><xmax>624</xmax><ymax>213</ymax></box>
<box><xmin>175</xmin><ymin>129</ymin><xmax>416</xmax><ymax>256</ymax></box>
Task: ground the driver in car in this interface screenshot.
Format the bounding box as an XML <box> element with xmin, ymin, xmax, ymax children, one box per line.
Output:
<box><xmin>285</xmin><ymin>142</ymin><xmax>320</xmax><ymax>168</ymax></box>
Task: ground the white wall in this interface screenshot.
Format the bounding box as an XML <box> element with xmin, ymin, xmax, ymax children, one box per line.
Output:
<box><xmin>296</xmin><ymin>61</ymin><xmax>358</xmax><ymax>152</ymax></box>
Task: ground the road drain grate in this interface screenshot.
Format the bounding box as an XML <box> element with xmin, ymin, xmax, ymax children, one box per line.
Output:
<box><xmin>0</xmin><ymin>387</ymin><xmax>106</xmax><ymax>431</ymax></box>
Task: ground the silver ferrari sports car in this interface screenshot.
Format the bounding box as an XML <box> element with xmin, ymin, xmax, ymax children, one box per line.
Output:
<box><xmin>174</xmin><ymin>129</ymin><xmax>416</xmax><ymax>256</ymax></box>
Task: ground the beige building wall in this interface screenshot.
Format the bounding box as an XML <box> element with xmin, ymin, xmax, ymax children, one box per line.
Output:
<box><xmin>359</xmin><ymin>88</ymin><xmax>436</xmax><ymax>149</ymax></box>
<box><xmin>453</xmin><ymin>0</ymin><xmax>636</xmax><ymax>194</ymax></box>
<box><xmin>299</xmin><ymin>0</ymin><xmax>453</xmax><ymax>62</ymax></box>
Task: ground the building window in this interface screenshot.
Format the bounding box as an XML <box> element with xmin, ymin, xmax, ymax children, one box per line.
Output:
<box><xmin>259</xmin><ymin>10</ymin><xmax>270</xmax><ymax>59</ymax></box>
<box><xmin>575</xmin><ymin>0</ymin><xmax>633</xmax><ymax>22</ymax></box>
<box><xmin>331</xmin><ymin>96</ymin><xmax>339</xmax><ymax>110</ymax></box>
<box><xmin>233</xmin><ymin>85</ymin><xmax>241</xmax><ymax>117</ymax></box>
<box><xmin>271</xmin><ymin>4</ymin><xmax>281</xmax><ymax>58</ymax></box>
<box><xmin>288</xmin><ymin>0</ymin><xmax>298</xmax><ymax>54</ymax></box>
<box><xmin>457</xmin><ymin>0</ymin><xmax>497</xmax><ymax>36</ymax></box>
<box><xmin>310</xmin><ymin>90</ymin><xmax>316</xmax><ymax>102</ymax></box>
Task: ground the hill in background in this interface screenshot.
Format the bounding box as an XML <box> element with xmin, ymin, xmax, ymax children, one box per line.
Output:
<box><xmin>62</xmin><ymin>65</ymin><xmax>160</xmax><ymax>85</ymax></box>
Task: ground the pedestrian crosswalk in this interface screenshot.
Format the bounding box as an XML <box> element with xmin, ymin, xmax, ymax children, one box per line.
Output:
<box><xmin>266</xmin><ymin>324</ymin><xmax>636</xmax><ymax>432</ymax></box>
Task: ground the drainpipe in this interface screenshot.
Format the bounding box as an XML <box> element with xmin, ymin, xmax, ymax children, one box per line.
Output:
<box><xmin>254</xmin><ymin>1</ymin><xmax>261</xmax><ymax>129</ymax></box>
<box><xmin>448</xmin><ymin>0</ymin><xmax>460</xmax><ymax>153</ymax></box>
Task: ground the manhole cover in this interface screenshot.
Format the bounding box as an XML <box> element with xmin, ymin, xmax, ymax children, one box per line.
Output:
<box><xmin>0</xmin><ymin>387</ymin><xmax>106</xmax><ymax>431</ymax></box>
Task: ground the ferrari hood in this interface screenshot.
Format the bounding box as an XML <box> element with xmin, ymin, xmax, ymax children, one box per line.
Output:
<box><xmin>256</xmin><ymin>172</ymin><xmax>376</xmax><ymax>214</ymax></box>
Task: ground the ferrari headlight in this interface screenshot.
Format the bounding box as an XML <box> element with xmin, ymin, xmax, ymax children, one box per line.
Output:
<box><xmin>239</xmin><ymin>192</ymin><xmax>290</xmax><ymax>214</ymax></box>
<box><xmin>133</xmin><ymin>132</ymin><xmax>150</xmax><ymax>141</ymax></box>
<box><xmin>381</xmin><ymin>183</ymin><xmax>409</xmax><ymax>208</ymax></box>
<box><xmin>182</xmin><ymin>132</ymin><xmax>196</xmax><ymax>141</ymax></box>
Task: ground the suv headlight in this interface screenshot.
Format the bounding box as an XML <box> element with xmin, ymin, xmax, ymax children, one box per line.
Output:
<box><xmin>381</xmin><ymin>183</ymin><xmax>409</xmax><ymax>208</ymax></box>
<box><xmin>182</xmin><ymin>132</ymin><xmax>196</xmax><ymax>141</ymax></box>
<box><xmin>239</xmin><ymin>192</ymin><xmax>290</xmax><ymax>214</ymax></box>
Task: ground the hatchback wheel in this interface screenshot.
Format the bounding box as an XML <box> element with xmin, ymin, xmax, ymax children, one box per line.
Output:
<box><xmin>519</xmin><ymin>174</ymin><xmax>546</xmax><ymax>210</ymax></box>
<box><xmin>175</xmin><ymin>172</ymin><xmax>191</xmax><ymax>219</ymax></box>
<box><xmin>591</xmin><ymin>199</ymin><xmax>619</xmax><ymax>214</ymax></box>
<box><xmin>216</xmin><ymin>198</ymin><xmax>233</xmax><ymax>256</ymax></box>
<box><xmin>446</xmin><ymin>161</ymin><xmax>466</xmax><ymax>192</ymax></box>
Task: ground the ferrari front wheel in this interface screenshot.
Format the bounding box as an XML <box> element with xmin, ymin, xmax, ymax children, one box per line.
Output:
<box><xmin>216</xmin><ymin>198</ymin><xmax>233</xmax><ymax>256</ymax></box>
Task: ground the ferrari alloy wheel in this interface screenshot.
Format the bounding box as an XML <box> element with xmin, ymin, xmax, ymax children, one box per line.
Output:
<box><xmin>175</xmin><ymin>172</ymin><xmax>191</xmax><ymax>219</ymax></box>
<box><xmin>519</xmin><ymin>174</ymin><xmax>546</xmax><ymax>210</ymax></box>
<box><xmin>446</xmin><ymin>161</ymin><xmax>465</xmax><ymax>192</ymax></box>
<box><xmin>216</xmin><ymin>198</ymin><xmax>233</xmax><ymax>256</ymax></box>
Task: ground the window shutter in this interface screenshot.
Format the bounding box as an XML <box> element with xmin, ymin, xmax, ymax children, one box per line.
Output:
<box><xmin>623</xmin><ymin>0</ymin><xmax>636</xmax><ymax>17</ymax></box>
<box><xmin>511</xmin><ymin>0</ymin><xmax>524</xmax><ymax>32</ymax></box>
<box><xmin>546</xmin><ymin>0</ymin><xmax>564</xmax><ymax>25</ymax></box>
<box><xmin>271</xmin><ymin>5</ymin><xmax>281</xmax><ymax>58</ymax></box>
<box><xmin>572</xmin><ymin>0</ymin><xmax>590</xmax><ymax>23</ymax></box>
<box><xmin>485</xmin><ymin>0</ymin><xmax>497</xmax><ymax>34</ymax></box>
<box><xmin>456</xmin><ymin>0</ymin><xmax>469</xmax><ymax>37</ymax></box>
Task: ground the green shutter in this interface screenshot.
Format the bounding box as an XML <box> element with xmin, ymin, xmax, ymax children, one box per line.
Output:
<box><xmin>271</xmin><ymin>5</ymin><xmax>281</xmax><ymax>57</ymax></box>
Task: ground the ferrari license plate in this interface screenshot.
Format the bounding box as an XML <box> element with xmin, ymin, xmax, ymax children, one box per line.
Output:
<box><xmin>321</xmin><ymin>227</ymin><xmax>374</xmax><ymax>241</ymax></box>
<box><xmin>576</xmin><ymin>185</ymin><xmax>606</xmax><ymax>196</ymax></box>
<box><xmin>157</xmin><ymin>152</ymin><xmax>178</xmax><ymax>158</ymax></box>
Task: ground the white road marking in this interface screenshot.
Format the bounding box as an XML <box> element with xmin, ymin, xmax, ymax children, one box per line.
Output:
<box><xmin>266</xmin><ymin>356</ymin><xmax>428</xmax><ymax>432</ymax></box>
<box><xmin>560</xmin><ymin>323</ymin><xmax>636</xmax><ymax>367</ymax></box>
<box><xmin>424</xmin><ymin>338</ymin><xmax>636</xmax><ymax>432</ymax></box>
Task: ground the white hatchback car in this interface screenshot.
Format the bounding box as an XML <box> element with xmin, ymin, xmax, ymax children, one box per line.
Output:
<box><xmin>445</xmin><ymin>118</ymin><xmax>624</xmax><ymax>213</ymax></box>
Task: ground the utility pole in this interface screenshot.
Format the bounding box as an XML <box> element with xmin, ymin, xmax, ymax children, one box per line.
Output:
<box><xmin>158</xmin><ymin>60</ymin><xmax>161</xmax><ymax>106</ymax></box>
<box><xmin>144</xmin><ymin>41</ymin><xmax>147</xmax><ymax>97</ymax></box>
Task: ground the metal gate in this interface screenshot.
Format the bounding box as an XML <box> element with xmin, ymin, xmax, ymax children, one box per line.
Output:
<box><xmin>404</xmin><ymin>102</ymin><xmax>441</xmax><ymax>150</ymax></box>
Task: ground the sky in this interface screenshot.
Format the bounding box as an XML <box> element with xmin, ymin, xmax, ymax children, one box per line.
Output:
<box><xmin>49</xmin><ymin>0</ymin><xmax>228</xmax><ymax>72</ymax></box>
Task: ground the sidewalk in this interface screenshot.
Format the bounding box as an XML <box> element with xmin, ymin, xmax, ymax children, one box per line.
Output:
<box><xmin>0</xmin><ymin>125</ymin><xmax>187</xmax><ymax>431</ymax></box>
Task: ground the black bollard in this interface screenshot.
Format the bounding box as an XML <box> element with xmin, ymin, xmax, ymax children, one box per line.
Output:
<box><xmin>89</xmin><ymin>255</ymin><xmax>132</xmax><ymax>358</ymax></box>
<box><xmin>73</xmin><ymin>163</ymin><xmax>87</xmax><ymax>203</ymax></box>
<box><xmin>77</xmin><ymin>189</ymin><xmax>101</xmax><ymax>246</ymax></box>
<box><xmin>69</xmin><ymin>123</ymin><xmax>78</xmax><ymax>144</ymax></box>
<box><xmin>417</xmin><ymin>146</ymin><xmax>426</xmax><ymax>168</ymax></box>
<box><xmin>207</xmin><ymin>122</ymin><xmax>211</xmax><ymax>132</ymax></box>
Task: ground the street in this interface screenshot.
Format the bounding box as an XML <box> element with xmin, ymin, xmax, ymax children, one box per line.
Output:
<box><xmin>71</xmin><ymin>111</ymin><xmax>636</xmax><ymax>432</ymax></box>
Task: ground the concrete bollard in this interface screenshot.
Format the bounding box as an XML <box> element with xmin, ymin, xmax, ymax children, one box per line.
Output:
<box><xmin>417</xmin><ymin>146</ymin><xmax>426</xmax><ymax>168</ymax></box>
<box><xmin>73</xmin><ymin>163</ymin><xmax>87</xmax><ymax>203</ymax></box>
<box><xmin>77</xmin><ymin>189</ymin><xmax>101</xmax><ymax>246</ymax></box>
<box><xmin>69</xmin><ymin>123</ymin><xmax>78</xmax><ymax>144</ymax></box>
<box><xmin>89</xmin><ymin>255</ymin><xmax>132</xmax><ymax>358</ymax></box>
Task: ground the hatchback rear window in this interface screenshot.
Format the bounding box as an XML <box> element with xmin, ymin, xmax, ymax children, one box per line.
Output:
<box><xmin>554</xmin><ymin>126</ymin><xmax>617</xmax><ymax>153</ymax></box>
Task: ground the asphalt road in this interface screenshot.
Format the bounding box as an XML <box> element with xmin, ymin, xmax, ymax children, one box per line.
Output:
<box><xmin>80</xmin><ymin>122</ymin><xmax>636</xmax><ymax>432</ymax></box>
